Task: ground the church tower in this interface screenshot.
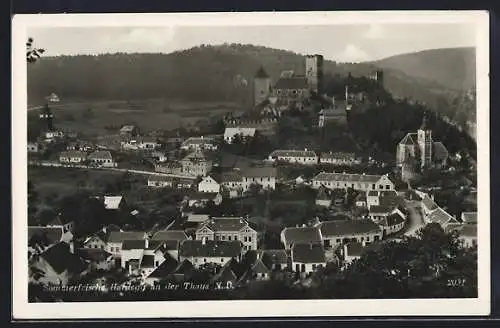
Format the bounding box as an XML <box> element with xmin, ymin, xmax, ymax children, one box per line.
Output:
<box><xmin>417</xmin><ymin>114</ymin><xmax>433</xmax><ymax>169</ymax></box>
<box><xmin>39</xmin><ymin>104</ymin><xmax>55</xmax><ymax>132</ymax></box>
<box><xmin>305</xmin><ymin>54</ymin><xmax>324</xmax><ymax>94</ymax></box>
<box><xmin>254</xmin><ymin>66</ymin><xmax>271</xmax><ymax>106</ymax></box>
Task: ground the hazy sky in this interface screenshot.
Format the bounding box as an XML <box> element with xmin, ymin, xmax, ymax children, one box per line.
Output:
<box><xmin>29</xmin><ymin>23</ymin><xmax>477</xmax><ymax>62</ymax></box>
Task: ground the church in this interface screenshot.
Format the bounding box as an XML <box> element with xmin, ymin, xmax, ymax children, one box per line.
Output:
<box><xmin>396</xmin><ymin>115</ymin><xmax>449</xmax><ymax>181</ymax></box>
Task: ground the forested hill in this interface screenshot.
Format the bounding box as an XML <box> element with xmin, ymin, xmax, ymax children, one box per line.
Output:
<box><xmin>371</xmin><ymin>47</ymin><xmax>476</xmax><ymax>91</ymax></box>
<box><xmin>28</xmin><ymin>44</ymin><xmax>473</xmax><ymax>122</ymax></box>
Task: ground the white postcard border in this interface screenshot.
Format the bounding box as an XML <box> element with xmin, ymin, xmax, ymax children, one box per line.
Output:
<box><xmin>12</xmin><ymin>11</ymin><xmax>490</xmax><ymax>319</ymax></box>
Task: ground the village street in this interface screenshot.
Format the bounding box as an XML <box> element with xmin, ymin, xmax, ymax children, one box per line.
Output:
<box><xmin>403</xmin><ymin>200</ymin><xmax>426</xmax><ymax>236</ymax></box>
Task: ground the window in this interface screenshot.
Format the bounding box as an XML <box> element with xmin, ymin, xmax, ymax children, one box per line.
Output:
<box><xmin>386</xmin><ymin>185</ymin><xmax>391</xmax><ymax>190</ymax></box>
<box><xmin>372</xmin><ymin>184</ymin><xmax>376</xmax><ymax>189</ymax></box>
<box><xmin>379</xmin><ymin>185</ymin><xmax>383</xmax><ymax>190</ymax></box>
<box><xmin>336</xmin><ymin>239</ymin><xmax>341</xmax><ymax>243</ymax></box>
<box><xmin>221</xmin><ymin>236</ymin><xmax>225</xmax><ymax>240</ymax></box>
<box><xmin>155</xmin><ymin>261</ymin><xmax>159</xmax><ymax>267</ymax></box>
<box><xmin>228</xmin><ymin>236</ymin><xmax>232</xmax><ymax>241</ymax></box>
<box><xmin>204</xmin><ymin>258</ymin><xmax>207</xmax><ymax>263</ymax></box>
<box><xmin>312</xmin><ymin>264</ymin><xmax>316</xmax><ymax>270</ymax></box>
<box><xmin>234</xmin><ymin>236</ymin><xmax>238</xmax><ymax>241</ymax></box>
<box><xmin>244</xmin><ymin>237</ymin><xmax>248</xmax><ymax>242</ymax></box>
<box><xmin>221</xmin><ymin>258</ymin><xmax>224</xmax><ymax>263</ymax></box>
<box><xmin>248</xmin><ymin>237</ymin><xmax>252</xmax><ymax>242</ymax></box>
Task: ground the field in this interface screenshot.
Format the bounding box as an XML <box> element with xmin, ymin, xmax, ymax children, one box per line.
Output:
<box><xmin>28</xmin><ymin>98</ymin><xmax>244</xmax><ymax>136</ymax></box>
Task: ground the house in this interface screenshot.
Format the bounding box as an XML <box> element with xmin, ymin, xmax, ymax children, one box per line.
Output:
<box><xmin>144</xmin><ymin>253</ymin><xmax>180</xmax><ymax>285</ymax></box>
<box><xmin>66</xmin><ymin>141</ymin><xmax>94</xmax><ymax>152</ymax></box>
<box><xmin>241</xmin><ymin>166</ymin><xmax>277</xmax><ymax>192</ymax></box>
<box><xmin>154</xmin><ymin>162</ymin><xmax>183</xmax><ymax>175</ymax></box>
<box><xmin>181</xmin><ymin>151</ymin><xmax>213</xmax><ymax>177</ymax></box>
<box><xmin>198</xmin><ymin>175</ymin><xmax>221</xmax><ymax>193</ymax></box>
<box><xmin>315</xmin><ymin>185</ymin><xmax>332</xmax><ymax>208</ymax></box>
<box><xmin>341</xmin><ymin>242</ymin><xmax>381</xmax><ymax>267</ymax></box>
<box><xmin>184</xmin><ymin>192</ymin><xmax>222</xmax><ymax>208</ymax></box>
<box><xmin>312</xmin><ymin>172</ymin><xmax>394</xmax><ymax>192</ymax></box>
<box><xmin>121</xmin><ymin>136</ymin><xmax>160</xmax><ymax>151</ymax></box>
<box><xmin>29</xmin><ymin>242</ymin><xmax>88</xmax><ymax>285</ymax></box>
<box><xmin>59</xmin><ymin>150</ymin><xmax>87</xmax><ymax>164</ymax></box>
<box><xmin>280</xmin><ymin>226</ymin><xmax>323</xmax><ymax>250</ymax></box>
<box><xmin>220</xmin><ymin>171</ymin><xmax>244</xmax><ymax>194</ymax></box>
<box><xmin>88</xmin><ymin>150</ymin><xmax>117</xmax><ymax>168</ymax></box>
<box><xmin>257</xmin><ymin>249</ymin><xmax>289</xmax><ymax>271</ymax></box>
<box><xmin>120</xmin><ymin>239</ymin><xmax>168</xmax><ymax>277</ymax></box>
<box><xmin>354</xmin><ymin>193</ymin><xmax>367</xmax><ymax>207</ymax></box>
<box><xmin>151</xmin><ymin>230</ymin><xmax>189</xmax><ymax>260</ymax></box>
<box><xmin>366</xmin><ymin>190</ymin><xmax>398</xmax><ymax>207</ymax></box>
<box><xmin>103</xmin><ymin>196</ymin><xmax>125</xmax><ymax>210</ymax></box>
<box><xmin>186</xmin><ymin>213</ymin><xmax>211</xmax><ymax>224</ymax></box>
<box><xmin>81</xmin><ymin>224</ymin><xmax>122</xmax><ymax>251</ymax></box>
<box><xmin>317</xmin><ymin>219</ymin><xmax>382</xmax><ymax>248</ymax></box>
<box><xmin>44</xmin><ymin>130</ymin><xmax>64</xmax><ymax>140</ymax></box>
<box><xmin>291</xmin><ymin>243</ymin><xmax>326</xmax><ymax>275</ymax></box>
<box><xmin>77</xmin><ymin>248</ymin><xmax>114</xmax><ymax>271</ymax></box>
<box><xmin>268</xmin><ymin>149</ymin><xmax>318</xmax><ymax>165</ymax></box>
<box><xmin>150</xmin><ymin>151</ymin><xmax>168</xmax><ymax>163</ymax></box>
<box><xmin>396</xmin><ymin>115</ymin><xmax>449</xmax><ymax>170</ymax></box>
<box><xmin>28</xmin><ymin>226</ymin><xmax>65</xmax><ymax>257</ymax></box>
<box><xmin>195</xmin><ymin>217</ymin><xmax>258</xmax><ymax>251</ymax></box>
<box><xmin>421</xmin><ymin>195</ymin><xmax>439</xmax><ymax>216</ymax></box>
<box><xmin>48</xmin><ymin>214</ymin><xmax>75</xmax><ymax>235</ymax></box>
<box><xmin>446</xmin><ymin>224</ymin><xmax>477</xmax><ymax>248</ymax></box>
<box><xmin>120</xmin><ymin>125</ymin><xmax>139</xmax><ymax>137</ymax></box>
<box><xmin>425</xmin><ymin>207</ymin><xmax>459</xmax><ymax>230</ymax></box>
<box><xmin>318</xmin><ymin>107</ymin><xmax>348</xmax><ymax>127</ymax></box>
<box><xmin>380</xmin><ymin>211</ymin><xmax>406</xmax><ymax>235</ymax></box>
<box><xmin>211</xmin><ymin>264</ymin><xmax>239</xmax><ymax>289</ymax></box>
<box><xmin>272</xmin><ymin>74</ymin><xmax>310</xmax><ymax>107</ymax></box>
<box><xmin>27</xmin><ymin>142</ymin><xmax>39</xmax><ymax>153</ymax></box>
<box><xmin>147</xmin><ymin>175</ymin><xmax>175</xmax><ymax>188</ymax></box>
<box><xmin>249</xmin><ymin>258</ymin><xmax>271</xmax><ymax>280</ymax></box>
<box><xmin>224</xmin><ymin>127</ymin><xmax>257</xmax><ymax>144</ymax></box>
<box><xmin>320</xmin><ymin>152</ymin><xmax>361</xmax><ymax>166</ymax></box>
<box><xmin>180</xmin><ymin>136</ymin><xmax>218</xmax><ymax>151</ymax></box>
<box><xmin>178</xmin><ymin>239</ymin><xmax>243</xmax><ymax>268</ymax></box>
<box><xmin>177</xmin><ymin>177</ymin><xmax>197</xmax><ymax>189</ymax></box>
<box><xmin>461</xmin><ymin>212</ymin><xmax>477</xmax><ymax>224</ymax></box>
<box><xmin>105</xmin><ymin>231</ymin><xmax>148</xmax><ymax>257</ymax></box>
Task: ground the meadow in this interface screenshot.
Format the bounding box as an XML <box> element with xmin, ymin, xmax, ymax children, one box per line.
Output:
<box><xmin>29</xmin><ymin>98</ymin><xmax>243</xmax><ymax>136</ymax></box>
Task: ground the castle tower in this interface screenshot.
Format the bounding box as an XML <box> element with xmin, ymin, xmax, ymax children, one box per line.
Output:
<box><xmin>39</xmin><ymin>104</ymin><xmax>54</xmax><ymax>131</ymax></box>
<box><xmin>305</xmin><ymin>54</ymin><xmax>324</xmax><ymax>94</ymax></box>
<box><xmin>254</xmin><ymin>66</ymin><xmax>271</xmax><ymax>106</ymax></box>
<box><xmin>417</xmin><ymin>114</ymin><xmax>433</xmax><ymax>169</ymax></box>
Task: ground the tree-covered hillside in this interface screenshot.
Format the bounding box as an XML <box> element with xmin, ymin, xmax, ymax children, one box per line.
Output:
<box><xmin>27</xmin><ymin>43</ymin><xmax>475</xmax><ymax>126</ymax></box>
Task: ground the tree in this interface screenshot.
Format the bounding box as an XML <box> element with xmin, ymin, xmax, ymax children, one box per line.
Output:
<box><xmin>26</xmin><ymin>37</ymin><xmax>45</xmax><ymax>63</ymax></box>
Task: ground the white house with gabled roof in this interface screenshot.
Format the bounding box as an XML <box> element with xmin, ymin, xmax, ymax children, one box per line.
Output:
<box><xmin>198</xmin><ymin>175</ymin><xmax>221</xmax><ymax>193</ymax></box>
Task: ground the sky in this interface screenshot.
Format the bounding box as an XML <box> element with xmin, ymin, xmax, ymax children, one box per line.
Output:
<box><xmin>29</xmin><ymin>23</ymin><xmax>477</xmax><ymax>63</ymax></box>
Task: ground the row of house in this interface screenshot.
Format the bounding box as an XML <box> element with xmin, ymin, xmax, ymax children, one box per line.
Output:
<box><xmin>59</xmin><ymin>150</ymin><xmax>118</xmax><ymax>168</ymax></box>
<box><xmin>268</xmin><ymin>149</ymin><xmax>362</xmax><ymax>166</ymax></box>
<box><xmin>312</xmin><ymin>172</ymin><xmax>394</xmax><ymax>192</ymax></box>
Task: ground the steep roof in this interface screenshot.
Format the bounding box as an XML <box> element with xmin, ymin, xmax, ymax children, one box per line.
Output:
<box><xmin>140</xmin><ymin>255</ymin><xmax>156</xmax><ymax>268</ymax></box>
<box><xmin>433</xmin><ymin>142</ymin><xmax>449</xmax><ymax>161</ymax></box>
<box><xmin>28</xmin><ymin>226</ymin><xmax>63</xmax><ymax>247</ymax></box>
<box><xmin>221</xmin><ymin>171</ymin><xmax>243</xmax><ymax>183</ymax></box>
<box><xmin>313</xmin><ymin>172</ymin><xmax>385</xmax><ymax>183</ymax></box>
<box><xmin>243</xmin><ymin>166</ymin><xmax>277</xmax><ymax>178</ymax></box>
<box><xmin>291</xmin><ymin>244</ymin><xmax>326</xmax><ymax>263</ymax></box>
<box><xmin>461</xmin><ymin>212</ymin><xmax>477</xmax><ymax>224</ymax></box>
<box><xmin>107</xmin><ymin>231</ymin><xmax>147</xmax><ymax>243</ymax></box>
<box><xmin>88</xmin><ymin>150</ymin><xmax>113</xmax><ymax>160</ymax></box>
<box><xmin>255</xmin><ymin>66</ymin><xmax>270</xmax><ymax>79</ymax></box>
<box><xmin>103</xmin><ymin>196</ymin><xmax>124</xmax><ymax>209</ymax></box>
<box><xmin>258</xmin><ymin>249</ymin><xmax>288</xmax><ymax>265</ymax></box>
<box><xmin>274</xmin><ymin>77</ymin><xmax>309</xmax><ymax>90</ymax></box>
<box><xmin>251</xmin><ymin>258</ymin><xmax>271</xmax><ymax>274</ymax></box>
<box><xmin>385</xmin><ymin>212</ymin><xmax>406</xmax><ymax>227</ymax></box>
<box><xmin>179</xmin><ymin>240</ymin><xmax>242</xmax><ymax>258</ymax></box>
<box><xmin>77</xmin><ymin>248</ymin><xmax>112</xmax><ymax>262</ymax></box>
<box><xmin>173</xmin><ymin>259</ymin><xmax>195</xmax><ymax>275</ymax></box>
<box><xmin>212</xmin><ymin>265</ymin><xmax>238</xmax><ymax>283</ymax></box>
<box><xmin>201</xmin><ymin>217</ymin><xmax>249</xmax><ymax>232</ymax></box>
<box><xmin>318</xmin><ymin>219</ymin><xmax>381</xmax><ymax>237</ymax></box>
<box><xmin>282</xmin><ymin>227</ymin><xmax>322</xmax><ymax>245</ymax></box>
<box><xmin>428</xmin><ymin>207</ymin><xmax>457</xmax><ymax>226</ymax></box>
<box><xmin>151</xmin><ymin>230</ymin><xmax>189</xmax><ymax>242</ymax></box>
<box><xmin>60</xmin><ymin>150</ymin><xmax>87</xmax><ymax>158</ymax></box>
<box><xmin>224</xmin><ymin>127</ymin><xmax>256</xmax><ymax>138</ymax></box>
<box><xmin>270</xmin><ymin>149</ymin><xmax>317</xmax><ymax>158</ymax></box>
<box><xmin>147</xmin><ymin>254</ymin><xmax>179</xmax><ymax>279</ymax></box>
<box><xmin>399</xmin><ymin>133</ymin><xmax>418</xmax><ymax>146</ymax></box>
<box><xmin>182</xmin><ymin>137</ymin><xmax>216</xmax><ymax>146</ymax></box>
<box><xmin>321</xmin><ymin>152</ymin><xmax>356</xmax><ymax>160</ymax></box>
<box><xmin>40</xmin><ymin>242</ymin><xmax>87</xmax><ymax>275</ymax></box>
<box><xmin>369</xmin><ymin>205</ymin><xmax>394</xmax><ymax>214</ymax></box>
<box><xmin>421</xmin><ymin>195</ymin><xmax>438</xmax><ymax>211</ymax></box>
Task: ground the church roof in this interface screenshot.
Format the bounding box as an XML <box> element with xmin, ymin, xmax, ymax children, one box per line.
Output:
<box><xmin>400</xmin><ymin>133</ymin><xmax>417</xmax><ymax>146</ymax></box>
<box><xmin>274</xmin><ymin>77</ymin><xmax>309</xmax><ymax>90</ymax></box>
<box><xmin>255</xmin><ymin>66</ymin><xmax>270</xmax><ymax>79</ymax></box>
<box><xmin>433</xmin><ymin>142</ymin><xmax>449</xmax><ymax>161</ymax></box>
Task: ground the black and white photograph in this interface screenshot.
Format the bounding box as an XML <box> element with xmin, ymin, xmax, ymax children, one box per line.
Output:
<box><xmin>12</xmin><ymin>11</ymin><xmax>490</xmax><ymax>318</ymax></box>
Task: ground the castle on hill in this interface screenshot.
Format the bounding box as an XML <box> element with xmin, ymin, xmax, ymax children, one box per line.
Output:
<box><xmin>253</xmin><ymin>54</ymin><xmax>324</xmax><ymax>110</ymax></box>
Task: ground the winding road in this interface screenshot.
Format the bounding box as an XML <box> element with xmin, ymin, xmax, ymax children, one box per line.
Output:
<box><xmin>403</xmin><ymin>200</ymin><xmax>426</xmax><ymax>236</ymax></box>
